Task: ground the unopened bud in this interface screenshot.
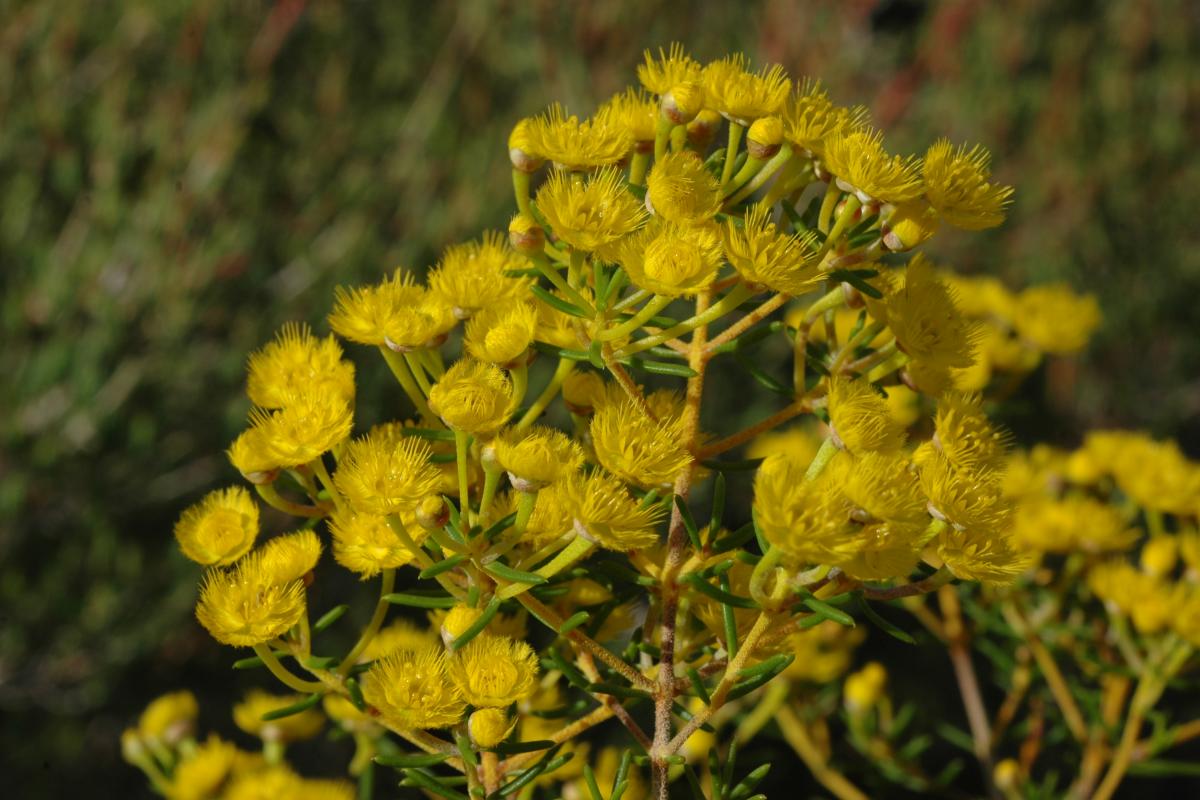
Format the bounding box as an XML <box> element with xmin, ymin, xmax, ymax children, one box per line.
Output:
<box><xmin>882</xmin><ymin>200</ymin><xmax>939</xmax><ymax>252</ymax></box>
<box><xmin>562</xmin><ymin>370</ymin><xmax>607</xmax><ymax>416</ymax></box>
<box><xmin>468</xmin><ymin>708</ymin><xmax>515</xmax><ymax>749</ymax></box>
<box><xmin>415</xmin><ymin>495</ymin><xmax>450</xmax><ymax>530</ymax></box>
<box><xmin>1142</xmin><ymin>535</ymin><xmax>1178</xmax><ymax>578</ymax></box>
<box><xmin>508</xmin><ymin>119</ymin><xmax>544</xmax><ymax>173</ymax></box>
<box><xmin>662</xmin><ymin>82</ymin><xmax>704</xmax><ymax>125</ymax></box>
<box><xmin>120</xmin><ymin>729</ymin><xmax>146</xmax><ymax>764</ymax></box>
<box><xmin>746</xmin><ymin>116</ymin><xmax>784</xmax><ymax>160</ymax></box>
<box><xmin>993</xmin><ymin>759</ymin><xmax>1021</xmax><ymax>791</ymax></box>
<box><xmin>440</xmin><ymin>605</ymin><xmax>482</xmax><ymax>648</ymax></box>
<box><xmin>843</xmin><ymin>662</ymin><xmax>887</xmax><ymax>714</ymax></box>
<box><xmin>687</xmin><ymin>109</ymin><xmax>723</xmax><ymax>152</ymax></box>
<box><xmin>508</xmin><ymin>214</ymin><xmax>545</xmax><ymax>255</ymax></box>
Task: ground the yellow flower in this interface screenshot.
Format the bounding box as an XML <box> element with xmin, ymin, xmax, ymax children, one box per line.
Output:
<box><xmin>491</xmin><ymin>425</ymin><xmax>584</xmax><ymax>489</ymax></box>
<box><xmin>233</xmin><ymin>689</ymin><xmax>324</xmax><ymax>743</ymax></box>
<box><xmin>782</xmin><ymin>79</ymin><xmax>869</xmax><ymax>159</ymax></box>
<box><xmin>840</xmin><ymin>521</ymin><xmax>927</xmax><ymax>581</ymax></box>
<box><xmin>536</xmin><ymin>166</ymin><xmax>646</xmax><ymax>254</ymax></box>
<box><xmin>166</xmin><ymin>735</ymin><xmax>243</xmax><ymax>800</ymax></box>
<box><xmin>334</xmin><ymin>432</ymin><xmax>441</xmax><ymax>515</ymax></box>
<box><xmin>590</xmin><ymin>394</ymin><xmax>691</xmax><ymax>488</ymax></box>
<box><xmin>464</xmin><ymin>300</ymin><xmax>539</xmax><ymax>367</ymax></box>
<box><xmin>138</xmin><ymin>691</ymin><xmax>198</xmax><ymax>745</ymax></box>
<box><xmin>433</xmin><ymin>603</ymin><xmax>527</xmax><ymax>646</ymax></box>
<box><xmin>753</xmin><ymin>454</ymin><xmax>860</xmax><ymax>565</ymax></box>
<box><xmin>932</xmin><ymin>392</ymin><xmax>1011</xmax><ymax>473</ymax></box>
<box><xmin>227</xmin><ymin>427</ymin><xmax>280</xmax><ymax>484</ymax></box>
<box><xmin>329</xmin><ymin>270</ymin><xmax>451</xmax><ymax>348</ymax></box>
<box><xmin>561</xmin><ymin>370</ymin><xmax>608</xmax><ymax>415</ymax></box>
<box><xmin>328</xmin><ymin>510</ymin><xmax>425</xmax><ymax>578</ymax></box>
<box><xmin>701</xmin><ymin>54</ymin><xmax>790</xmax><ymax>125</ymax></box>
<box><xmin>248</xmin><ymin>391</ymin><xmax>353</xmax><ymax>468</ymax></box>
<box><xmin>836</xmin><ymin>451</ymin><xmax>927</xmax><ymax>524</ymax></box>
<box><xmin>618</xmin><ymin>220</ymin><xmax>724</xmax><ymax>297</ymax></box>
<box><xmin>322</xmin><ymin>694</ymin><xmax>374</xmax><ymax>730</ymax></box>
<box><xmin>174</xmin><ymin>486</ymin><xmax>259</xmax><ymax>567</ymax></box>
<box><xmin>746</xmin><ymin>422</ymin><xmax>824</xmax><ymax>467</ymax></box>
<box><xmin>1012</xmin><ymin>283</ymin><xmax>1101</xmax><ymax>355</ymax></box>
<box><xmin>1010</xmin><ymin>496</ymin><xmax>1138</xmax><ymax>554</ymax></box>
<box><xmin>428</xmin><ymin>359</ymin><xmax>514</xmax><ymax>436</ymax></box>
<box><xmin>361</xmin><ymin>646</ymin><xmax>466</xmax><ymax>729</ymax></box>
<box><xmin>936</xmin><ymin>527</ymin><xmax>1029</xmax><ymax>584</ymax></box>
<box><xmin>784</xmin><ymin>620</ymin><xmax>863</xmax><ymax>683</ymax></box>
<box><xmin>428</xmin><ymin>232</ymin><xmax>532</xmax><ymax>319</ymax></box>
<box><xmin>527</xmin><ymin>103</ymin><xmax>632</xmax><ymax>170</ymax></box>
<box><xmin>882</xmin><ymin>199</ymin><xmax>940</xmax><ymax>251</ymax></box>
<box><xmin>1142</xmin><ymin>535</ymin><xmax>1178</xmax><ymax>578</ymax></box>
<box><xmin>746</xmin><ymin>115</ymin><xmax>784</xmax><ymax>159</ymax></box>
<box><xmin>196</xmin><ymin>554</ymin><xmax>306</xmax><ymax>647</ymax></box>
<box><xmin>823</xmin><ymin>128</ymin><xmax>923</xmax><ymax>204</ymax></box>
<box><xmin>246</xmin><ymin>322</ymin><xmax>355</xmax><ymax>411</ymax></box>
<box><xmin>258</xmin><ymin>529</ymin><xmax>323</xmax><ymax>585</ymax></box>
<box><xmin>468</xmin><ymin>708</ymin><xmax>517</xmax><ymax>749</ymax></box>
<box><xmin>826</xmin><ymin>377</ymin><xmax>907</xmax><ymax>455</ymax></box>
<box><xmin>599</xmin><ymin>87</ymin><xmax>657</xmax><ymax>148</ymax></box>
<box><xmin>561</xmin><ymin>471</ymin><xmax>664</xmax><ymax>551</ymax></box>
<box><xmin>495</xmin><ymin>485</ymin><xmax>575</xmax><ymax>546</ymax></box>
<box><xmin>448</xmin><ymin>633</ymin><xmax>539</xmax><ymax>708</ymax></box>
<box><xmin>638</xmin><ymin>43</ymin><xmax>702</xmax><ymax>95</ymax></box>
<box><xmin>223</xmin><ymin>766</ymin><xmax>303</xmax><ymax>800</ymax></box>
<box><xmin>721</xmin><ymin>202</ymin><xmax>820</xmax><ymax>295</ymax></box>
<box><xmin>923</xmin><ymin>139</ymin><xmax>1014</xmax><ymax>230</ymax></box>
<box><xmin>918</xmin><ymin>450</ymin><xmax>1013</xmax><ymax>536</ymax></box>
<box><xmin>844</xmin><ymin>662</ymin><xmax>887</xmax><ymax>714</ymax></box>
<box><xmin>870</xmin><ymin>255</ymin><xmax>977</xmax><ymax>370</ymax></box>
<box><xmin>360</xmin><ymin>620</ymin><xmax>438</xmax><ymax>663</ymax></box>
<box><xmin>645</xmin><ymin>151</ymin><xmax>721</xmax><ymax>224</ymax></box>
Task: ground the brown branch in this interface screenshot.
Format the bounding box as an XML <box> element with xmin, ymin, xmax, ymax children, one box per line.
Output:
<box><xmin>694</xmin><ymin>401</ymin><xmax>807</xmax><ymax>459</ymax></box>
<box><xmin>703</xmin><ymin>292</ymin><xmax>789</xmax><ymax>354</ymax></box>
<box><xmin>579</xmin><ymin>652</ymin><xmax>653</xmax><ymax>751</ymax></box>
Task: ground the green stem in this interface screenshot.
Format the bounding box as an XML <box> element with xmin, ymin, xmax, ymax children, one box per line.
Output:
<box><xmin>617</xmin><ymin>283</ymin><xmax>754</xmax><ymax>358</ymax></box>
<box><xmin>568</xmin><ymin>249</ymin><xmax>585</xmax><ymax>289</ymax></box>
<box><xmin>454</xmin><ymin>430</ymin><xmax>472</xmax><ymax>519</ymax></box>
<box><xmin>654</xmin><ymin>113</ymin><xmax>676</xmax><ymax>161</ymax></box>
<box><xmin>629</xmin><ymin>150</ymin><xmax>652</xmax><ymax>186</ymax></box>
<box><xmin>598</xmin><ymin>294</ymin><xmax>674</xmax><ymax>341</ymax></box>
<box><xmin>748</xmin><ymin>545</ymin><xmax>784</xmax><ymax>608</ymax></box>
<box><xmin>378</xmin><ymin>346</ymin><xmax>435</xmax><ymax>421</ymax></box>
<box><xmin>255</xmin><ymin>483</ymin><xmax>328</xmax><ymax>518</ymax></box>
<box><xmin>498</xmin><ymin>535</ymin><xmax>595</xmax><ymax>599</ymax></box>
<box><xmin>338</xmin><ymin>568</ymin><xmax>396</xmax><ymax>675</ymax></box>
<box><xmin>513</xmin><ymin>490</ymin><xmax>538</xmax><ymax>538</ymax></box>
<box><xmin>725</xmin><ymin>145</ymin><xmax>793</xmax><ymax>204</ymax></box>
<box><xmin>517</xmin><ymin>358</ymin><xmax>573</xmax><ymax>430</ymax></box>
<box><xmin>817</xmin><ymin>194</ymin><xmax>863</xmax><ymax>261</ymax></box>
<box><xmin>720</xmin><ymin>121</ymin><xmax>745</xmax><ymax>188</ymax></box>
<box><xmin>512</xmin><ymin>169</ymin><xmax>533</xmax><ymax>218</ymax></box>
<box><xmin>804</xmin><ymin>437</ymin><xmax>839</xmax><ymax>481</ymax></box>
<box><xmin>817</xmin><ymin>181</ymin><xmax>841</xmax><ymax>234</ymax></box>
<box><xmin>309</xmin><ymin>456</ymin><xmax>345</xmax><ymax>514</ymax></box>
<box><xmin>478</xmin><ymin>464</ymin><xmax>503</xmax><ymax>525</ymax></box>
<box><xmin>509</xmin><ymin>363</ymin><xmax>529</xmax><ymax>410</ymax></box>
<box><xmin>531</xmin><ymin>253</ymin><xmax>594</xmax><ymax>312</ymax></box>
<box><xmin>253</xmin><ymin>644</ymin><xmax>326</xmax><ymax>694</ymax></box>
<box><xmin>758</xmin><ymin>154</ymin><xmax>811</xmax><ymax>208</ymax></box>
<box><xmin>403</xmin><ymin>351</ymin><xmax>433</xmax><ymax>395</ymax></box>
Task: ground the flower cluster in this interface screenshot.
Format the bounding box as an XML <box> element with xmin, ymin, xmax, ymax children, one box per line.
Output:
<box><xmin>129</xmin><ymin>44</ymin><xmax>1191</xmax><ymax>800</ymax></box>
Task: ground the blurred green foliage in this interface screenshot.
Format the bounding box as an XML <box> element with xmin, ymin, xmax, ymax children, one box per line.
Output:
<box><xmin>1</xmin><ymin>0</ymin><xmax>1195</xmax><ymax>795</ymax></box>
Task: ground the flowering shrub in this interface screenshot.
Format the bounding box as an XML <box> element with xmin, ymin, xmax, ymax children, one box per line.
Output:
<box><xmin>124</xmin><ymin>45</ymin><xmax>1199</xmax><ymax>799</ymax></box>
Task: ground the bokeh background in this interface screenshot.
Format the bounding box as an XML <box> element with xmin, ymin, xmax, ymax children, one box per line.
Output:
<box><xmin>3</xmin><ymin>0</ymin><xmax>1198</xmax><ymax>796</ymax></box>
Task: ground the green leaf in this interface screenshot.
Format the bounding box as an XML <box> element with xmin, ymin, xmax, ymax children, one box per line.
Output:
<box><xmin>675</xmin><ymin>495</ymin><xmax>702</xmax><ymax>551</ymax></box>
<box><xmin>419</xmin><ymin>553</ymin><xmax>469</xmax><ymax>579</ymax></box>
<box><xmin>375</xmin><ymin>752</ymin><xmax>454</xmax><ymax>769</ymax></box>
<box><xmin>232</xmin><ymin>655</ymin><xmax>265</xmax><ymax>670</ymax></box>
<box><xmin>345</xmin><ymin>677</ymin><xmax>366</xmax><ymax>711</ymax></box>
<box><xmin>384</xmin><ymin>591</ymin><xmax>458</xmax><ymax>609</ymax></box>
<box><xmin>492</xmin><ymin>739</ymin><xmax>555</xmax><ymax>755</ymax></box>
<box><xmin>734</xmin><ymin>352</ymin><xmax>791</xmax><ymax>394</ymax></box>
<box><xmin>730</xmin><ymin>763</ymin><xmax>771</xmax><ymax>800</ymax></box>
<box><xmin>1128</xmin><ymin>759</ymin><xmax>1200</xmax><ymax>777</ymax></box>
<box><xmin>483</xmin><ymin>511</ymin><xmax>519</xmax><ymax>541</ymax></box>
<box><xmin>736</xmin><ymin>653</ymin><xmax>795</xmax><ymax>680</ymax></box>
<box><xmin>624</xmin><ymin>357</ymin><xmax>698</xmax><ymax>378</ymax></box>
<box><xmin>302</xmin><ymin>654</ymin><xmax>339</xmax><ymax>669</ymax></box>
<box><xmin>483</xmin><ymin>560</ymin><xmax>548</xmax><ymax>586</ymax></box>
<box><xmin>261</xmin><ymin>692</ymin><xmax>322</xmax><ymax>721</ymax></box>
<box><xmin>699</xmin><ymin>458</ymin><xmax>764</xmax><ymax>473</ymax></box>
<box><xmin>710</xmin><ymin>472</ymin><xmax>726</xmax><ymax>542</ymax></box>
<box><xmin>583</xmin><ymin>765</ymin><xmax>604</xmax><ymax>800</ymax></box>
<box><xmin>799</xmin><ymin>593</ymin><xmax>855</xmax><ymax>627</ymax></box>
<box><xmin>687</xmin><ymin>667</ymin><xmax>711</xmax><ymax>705</ymax></box>
<box><xmin>587</xmin><ymin>682</ymin><xmax>650</xmax><ymax>700</ymax></box>
<box><xmin>686</xmin><ymin>574</ymin><xmax>758</xmax><ymax>609</ymax></box>
<box><xmin>531</xmin><ymin>285</ymin><xmax>588</xmax><ymax>317</ymax></box>
<box><xmin>313</xmin><ymin>604</ymin><xmax>351</xmax><ymax>633</ymax></box>
<box><xmin>936</xmin><ymin>723</ymin><xmax>976</xmax><ymax>755</ymax></box>
<box><xmin>399</xmin><ymin>767</ymin><xmax>469</xmax><ymax>800</ymax></box>
<box><xmin>827</xmin><ymin>268</ymin><xmax>883</xmax><ymax>299</ymax></box>
<box><xmin>858</xmin><ymin>597</ymin><xmax>916</xmax><ymax>644</ymax></box>
<box><xmin>611</xmin><ymin>750</ymin><xmax>633</xmax><ymax>800</ymax></box>
<box><xmin>557</xmin><ymin>610</ymin><xmax>591</xmax><ymax>634</ymax></box>
<box><xmin>449</xmin><ymin>596</ymin><xmax>501</xmax><ymax>651</ymax></box>
<box><xmin>401</xmin><ymin>427</ymin><xmax>458</xmax><ymax>441</ymax></box>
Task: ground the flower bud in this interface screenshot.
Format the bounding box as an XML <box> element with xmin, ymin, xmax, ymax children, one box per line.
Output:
<box><xmin>993</xmin><ymin>758</ymin><xmax>1021</xmax><ymax>791</ymax></box>
<box><xmin>440</xmin><ymin>605</ymin><xmax>482</xmax><ymax>648</ymax></box>
<box><xmin>120</xmin><ymin>729</ymin><xmax>147</xmax><ymax>764</ymax></box>
<box><xmin>468</xmin><ymin>708</ymin><xmax>515</xmax><ymax>749</ymax></box>
<box><xmin>508</xmin><ymin>214</ymin><xmax>545</xmax><ymax>255</ymax></box>
<box><xmin>1141</xmin><ymin>535</ymin><xmax>1178</xmax><ymax>578</ymax></box>
<box><xmin>562</xmin><ymin>370</ymin><xmax>607</xmax><ymax>416</ymax></box>
<box><xmin>662</xmin><ymin>82</ymin><xmax>704</xmax><ymax>125</ymax></box>
<box><xmin>686</xmin><ymin>109</ymin><xmax>723</xmax><ymax>152</ymax></box>
<box><xmin>415</xmin><ymin>495</ymin><xmax>450</xmax><ymax>531</ymax></box>
<box><xmin>843</xmin><ymin>662</ymin><xmax>887</xmax><ymax>714</ymax></box>
<box><xmin>746</xmin><ymin>116</ymin><xmax>784</xmax><ymax>160</ymax></box>
<box><xmin>508</xmin><ymin>119</ymin><xmax>544</xmax><ymax>173</ymax></box>
<box><xmin>882</xmin><ymin>200</ymin><xmax>940</xmax><ymax>252</ymax></box>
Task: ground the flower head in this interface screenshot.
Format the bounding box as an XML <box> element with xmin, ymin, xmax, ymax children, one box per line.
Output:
<box><xmin>174</xmin><ymin>486</ymin><xmax>259</xmax><ymax>567</ymax></box>
<box><xmin>428</xmin><ymin>232</ymin><xmax>531</xmax><ymax>319</ymax></box>
<box><xmin>247</xmin><ymin>323</ymin><xmax>355</xmax><ymax>410</ymax></box>
<box><xmin>722</xmin><ymin>202</ymin><xmax>820</xmax><ymax>295</ymax></box>
<box><xmin>227</xmin><ymin>427</ymin><xmax>280</xmax><ymax>484</ymax></box>
<box><xmin>166</xmin><ymin>735</ymin><xmax>245</xmax><ymax>800</ymax></box>
<box><xmin>701</xmin><ymin>54</ymin><xmax>791</xmax><ymax>125</ymax></box>
<box><xmin>1010</xmin><ymin>496</ymin><xmax>1137</xmax><ymax>554</ymax></box>
<box><xmin>233</xmin><ymin>689</ymin><xmax>324</xmax><ymax>743</ymax></box>
<box><xmin>638</xmin><ymin>43</ymin><xmax>702</xmax><ymax>95</ymax></box>
<box><xmin>937</xmin><ymin>527</ymin><xmax>1029</xmax><ymax>584</ymax></box>
<box><xmin>527</xmin><ymin>104</ymin><xmax>632</xmax><ymax>170</ymax></box>
<box><xmin>496</xmin><ymin>484</ymin><xmax>575</xmax><ymax>546</ymax></box>
<box><xmin>599</xmin><ymin>87</ymin><xmax>657</xmax><ymax>149</ymax></box>
<box><xmin>840</xmin><ymin>521</ymin><xmax>927</xmax><ymax>581</ymax></box>
<box><xmin>918</xmin><ymin>449</ymin><xmax>1013</xmax><ymax>535</ymax></box>
<box><xmin>826</xmin><ymin>377</ymin><xmax>907</xmax><ymax>455</ymax></box>
<box><xmin>823</xmin><ymin>129</ymin><xmax>923</xmax><ymax>204</ymax></box>
<box><xmin>195</xmin><ymin>554</ymin><xmax>306</xmax><ymax>647</ymax></box>
<box><xmin>590</xmin><ymin>394</ymin><xmax>691</xmax><ymax>488</ymax></box>
<box><xmin>1012</xmin><ymin>283</ymin><xmax>1101</xmax><ymax>355</ymax></box>
<box><xmin>561</xmin><ymin>471</ymin><xmax>664</xmax><ymax>551</ymax></box>
<box><xmin>469</xmin><ymin>708</ymin><xmax>517</xmax><ymax>749</ymax></box>
<box><xmin>836</xmin><ymin>451</ymin><xmax>927</xmax><ymax>525</ymax></box>
<box><xmin>428</xmin><ymin>359</ymin><xmax>514</xmax><ymax>436</ymax></box>
<box><xmin>361</xmin><ymin>646</ymin><xmax>466</xmax><ymax>729</ymax></box>
<box><xmin>329</xmin><ymin>510</ymin><xmax>425</xmax><ymax>578</ymax></box>
<box><xmin>923</xmin><ymin>140</ymin><xmax>1013</xmax><ymax>230</ymax></box>
<box><xmin>618</xmin><ymin>220</ymin><xmax>724</xmax><ymax>297</ymax></box>
<box><xmin>334</xmin><ymin>432</ymin><xmax>441</xmax><ymax>515</ymax></box>
<box><xmin>248</xmin><ymin>391</ymin><xmax>353</xmax><ymax>468</ymax></box>
<box><xmin>536</xmin><ymin>166</ymin><xmax>646</xmax><ymax>253</ymax></box>
<box><xmin>360</xmin><ymin>619</ymin><xmax>438</xmax><ymax>662</ymax></box>
<box><xmin>448</xmin><ymin>633</ymin><xmax>539</xmax><ymax>708</ymax></box>
<box><xmin>491</xmin><ymin>425</ymin><xmax>584</xmax><ymax>490</ymax></box>
<box><xmin>258</xmin><ymin>530</ymin><xmax>323</xmax><ymax>584</ymax></box>
<box><xmin>782</xmin><ymin>79</ymin><xmax>869</xmax><ymax>158</ymax></box>
<box><xmin>932</xmin><ymin>393</ymin><xmax>1011</xmax><ymax>473</ymax></box>
<box><xmin>753</xmin><ymin>453</ymin><xmax>860</xmax><ymax>565</ymax></box>
<box><xmin>464</xmin><ymin>300</ymin><xmax>539</xmax><ymax>367</ymax></box>
<box><xmin>645</xmin><ymin>151</ymin><xmax>721</xmax><ymax>225</ymax></box>
<box><xmin>870</xmin><ymin>255</ymin><xmax>977</xmax><ymax>370</ymax></box>
<box><xmin>138</xmin><ymin>691</ymin><xmax>199</xmax><ymax>745</ymax></box>
<box><xmin>329</xmin><ymin>270</ymin><xmax>453</xmax><ymax>349</ymax></box>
